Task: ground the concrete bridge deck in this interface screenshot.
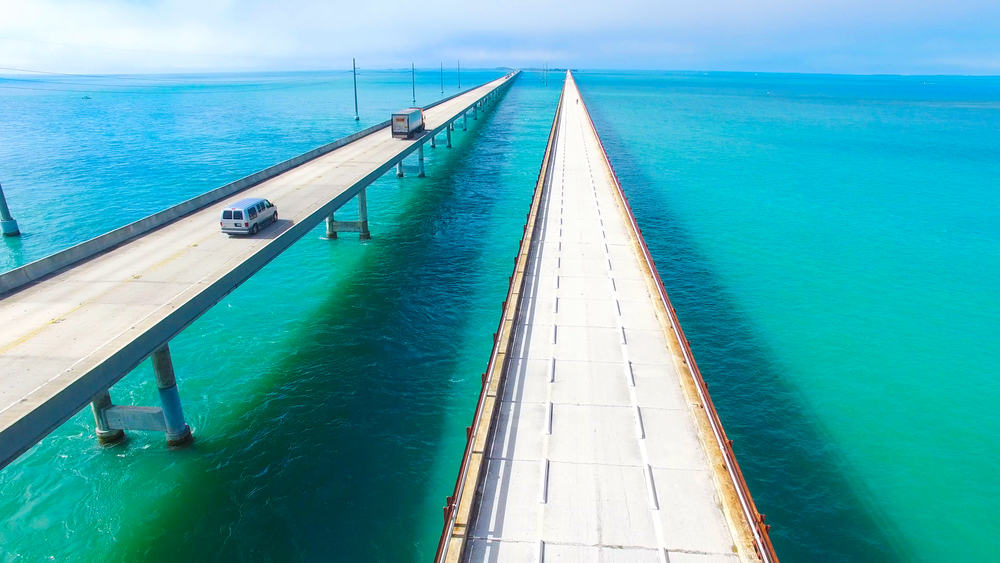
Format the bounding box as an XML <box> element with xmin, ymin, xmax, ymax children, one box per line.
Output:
<box><xmin>0</xmin><ymin>72</ymin><xmax>517</xmax><ymax>470</ymax></box>
<box><xmin>438</xmin><ymin>72</ymin><xmax>775</xmax><ymax>562</ymax></box>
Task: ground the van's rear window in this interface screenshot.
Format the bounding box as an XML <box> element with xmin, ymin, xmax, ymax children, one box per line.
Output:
<box><xmin>233</xmin><ymin>210</ymin><xmax>244</xmax><ymax>220</ymax></box>
<box><xmin>222</xmin><ymin>210</ymin><xmax>233</xmax><ymax>220</ymax></box>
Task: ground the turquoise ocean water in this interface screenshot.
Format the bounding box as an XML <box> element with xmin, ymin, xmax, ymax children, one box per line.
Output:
<box><xmin>1</xmin><ymin>69</ymin><xmax>998</xmax><ymax>560</ymax></box>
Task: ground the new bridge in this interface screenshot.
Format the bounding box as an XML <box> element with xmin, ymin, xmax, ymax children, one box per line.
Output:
<box><xmin>0</xmin><ymin>72</ymin><xmax>517</xmax><ymax>470</ymax></box>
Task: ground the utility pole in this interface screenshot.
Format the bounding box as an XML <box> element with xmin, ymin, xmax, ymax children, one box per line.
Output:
<box><xmin>352</xmin><ymin>58</ymin><xmax>359</xmax><ymax>121</ymax></box>
<box><xmin>411</xmin><ymin>62</ymin><xmax>416</xmax><ymax>105</ymax></box>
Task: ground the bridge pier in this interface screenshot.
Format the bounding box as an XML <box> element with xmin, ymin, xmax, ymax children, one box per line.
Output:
<box><xmin>88</xmin><ymin>343</ymin><xmax>192</xmax><ymax>447</ymax></box>
<box><xmin>418</xmin><ymin>144</ymin><xmax>425</xmax><ymax>177</ymax></box>
<box><xmin>396</xmin><ymin>161</ymin><xmax>404</xmax><ymax>177</ymax></box>
<box><xmin>430</xmin><ymin>134</ymin><xmax>436</xmax><ymax>148</ymax></box>
<box><xmin>325</xmin><ymin>188</ymin><xmax>370</xmax><ymax>240</ymax></box>
<box><xmin>356</xmin><ymin>189</ymin><xmax>371</xmax><ymax>240</ymax></box>
<box><xmin>90</xmin><ymin>390</ymin><xmax>124</xmax><ymax>445</ymax></box>
<box><xmin>446</xmin><ymin>127</ymin><xmax>452</xmax><ymax>148</ymax></box>
<box><xmin>463</xmin><ymin>113</ymin><xmax>467</xmax><ymax>131</ymax></box>
<box><xmin>152</xmin><ymin>344</ymin><xmax>193</xmax><ymax>446</ymax></box>
<box><xmin>473</xmin><ymin>105</ymin><xmax>478</xmax><ymax>120</ymax></box>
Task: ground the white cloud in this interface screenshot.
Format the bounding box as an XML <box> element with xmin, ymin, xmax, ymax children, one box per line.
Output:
<box><xmin>1</xmin><ymin>0</ymin><xmax>998</xmax><ymax>73</ymax></box>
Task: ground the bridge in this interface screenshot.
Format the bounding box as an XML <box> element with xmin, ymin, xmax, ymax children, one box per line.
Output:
<box><xmin>0</xmin><ymin>71</ymin><xmax>518</xmax><ymax>471</ymax></box>
<box><xmin>436</xmin><ymin>72</ymin><xmax>777</xmax><ymax>562</ymax></box>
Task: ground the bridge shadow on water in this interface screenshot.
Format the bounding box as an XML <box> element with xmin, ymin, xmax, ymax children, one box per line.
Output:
<box><xmin>584</xmin><ymin>99</ymin><xmax>909</xmax><ymax>562</ymax></box>
<box><xmin>107</xmin><ymin>87</ymin><xmax>545</xmax><ymax>561</ymax></box>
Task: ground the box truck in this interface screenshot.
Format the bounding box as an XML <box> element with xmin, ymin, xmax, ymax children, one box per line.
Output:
<box><xmin>391</xmin><ymin>108</ymin><xmax>425</xmax><ymax>139</ymax></box>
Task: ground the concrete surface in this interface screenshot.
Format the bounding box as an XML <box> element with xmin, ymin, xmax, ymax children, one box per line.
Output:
<box><xmin>462</xmin><ymin>73</ymin><xmax>753</xmax><ymax>562</ymax></box>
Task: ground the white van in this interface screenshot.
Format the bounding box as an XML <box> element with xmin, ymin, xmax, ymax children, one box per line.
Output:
<box><xmin>220</xmin><ymin>197</ymin><xmax>277</xmax><ymax>235</ymax></box>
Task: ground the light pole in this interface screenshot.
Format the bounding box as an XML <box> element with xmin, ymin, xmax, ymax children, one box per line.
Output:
<box><xmin>352</xmin><ymin>58</ymin><xmax>359</xmax><ymax>121</ymax></box>
<box><xmin>440</xmin><ymin>61</ymin><xmax>444</xmax><ymax>95</ymax></box>
<box><xmin>457</xmin><ymin>60</ymin><xmax>461</xmax><ymax>89</ymax></box>
<box><xmin>411</xmin><ymin>62</ymin><xmax>416</xmax><ymax>105</ymax></box>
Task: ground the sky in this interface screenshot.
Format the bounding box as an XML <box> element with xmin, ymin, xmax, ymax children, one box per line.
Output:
<box><xmin>1</xmin><ymin>0</ymin><xmax>999</xmax><ymax>75</ymax></box>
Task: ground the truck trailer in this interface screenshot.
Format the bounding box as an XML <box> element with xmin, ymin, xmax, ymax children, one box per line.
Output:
<box><xmin>391</xmin><ymin>108</ymin><xmax>425</xmax><ymax>139</ymax></box>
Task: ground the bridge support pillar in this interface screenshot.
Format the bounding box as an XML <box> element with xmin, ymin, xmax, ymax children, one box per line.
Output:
<box><xmin>446</xmin><ymin>127</ymin><xmax>452</xmax><ymax>148</ymax></box>
<box><xmin>449</xmin><ymin>121</ymin><xmax>455</xmax><ymax>131</ymax></box>
<box><xmin>90</xmin><ymin>390</ymin><xmax>125</xmax><ymax>445</ymax></box>
<box><xmin>418</xmin><ymin>145</ymin><xmax>425</xmax><ymax>177</ymax></box>
<box><xmin>473</xmin><ymin>105</ymin><xmax>478</xmax><ymax>120</ymax></box>
<box><xmin>152</xmin><ymin>344</ymin><xmax>193</xmax><ymax>447</ymax></box>
<box><xmin>463</xmin><ymin>114</ymin><xmax>467</xmax><ymax>131</ymax></box>
<box><xmin>430</xmin><ymin>134</ymin><xmax>436</xmax><ymax>148</ymax></box>
<box><xmin>325</xmin><ymin>188</ymin><xmax>370</xmax><ymax>240</ymax></box>
<box><xmin>325</xmin><ymin>215</ymin><xmax>338</xmax><ymax>239</ymax></box>
<box><xmin>357</xmin><ymin>188</ymin><xmax>371</xmax><ymax>240</ymax></box>
<box><xmin>396</xmin><ymin>161</ymin><xmax>404</xmax><ymax>177</ymax></box>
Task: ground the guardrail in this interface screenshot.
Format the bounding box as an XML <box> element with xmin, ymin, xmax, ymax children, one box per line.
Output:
<box><xmin>434</xmin><ymin>74</ymin><xmax>563</xmax><ymax>563</ymax></box>
<box><xmin>0</xmin><ymin>75</ymin><xmax>512</xmax><ymax>297</ymax></box>
<box><xmin>575</xmin><ymin>74</ymin><xmax>778</xmax><ymax>562</ymax></box>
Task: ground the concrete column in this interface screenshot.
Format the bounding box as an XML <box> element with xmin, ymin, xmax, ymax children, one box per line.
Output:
<box><xmin>152</xmin><ymin>344</ymin><xmax>192</xmax><ymax>446</ymax></box>
<box><xmin>396</xmin><ymin>161</ymin><xmax>404</xmax><ymax>177</ymax></box>
<box><xmin>325</xmin><ymin>215</ymin><xmax>338</xmax><ymax>239</ymax></box>
<box><xmin>90</xmin><ymin>390</ymin><xmax>125</xmax><ymax>445</ymax></box>
<box><xmin>474</xmin><ymin>105</ymin><xmax>478</xmax><ymax>120</ymax></box>
<box><xmin>463</xmin><ymin>113</ymin><xmax>467</xmax><ymax>131</ymax></box>
<box><xmin>449</xmin><ymin>121</ymin><xmax>455</xmax><ymax>131</ymax></box>
<box><xmin>430</xmin><ymin>134</ymin><xmax>436</xmax><ymax>148</ymax></box>
<box><xmin>446</xmin><ymin>127</ymin><xmax>452</xmax><ymax>148</ymax></box>
<box><xmin>0</xmin><ymin>181</ymin><xmax>20</xmax><ymax>237</ymax></box>
<box><xmin>418</xmin><ymin>144</ymin><xmax>425</xmax><ymax>178</ymax></box>
<box><xmin>358</xmin><ymin>188</ymin><xmax>370</xmax><ymax>240</ymax></box>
